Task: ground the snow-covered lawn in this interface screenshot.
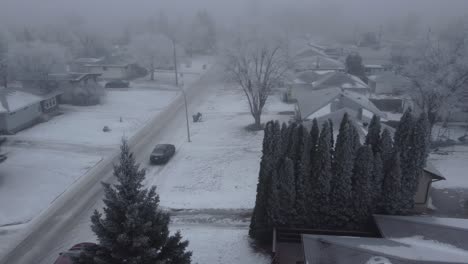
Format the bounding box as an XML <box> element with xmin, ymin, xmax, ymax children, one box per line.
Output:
<box><xmin>0</xmin><ymin>148</ymin><xmax>101</xmax><ymax>226</ymax></box>
<box><xmin>174</xmin><ymin>225</ymin><xmax>270</xmax><ymax>264</ymax></box>
<box><xmin>14</xmin><ymin>90</ymin><xmax>177</xmax><ymax>147</ymax></box>
<box><xmin>151</xmin><ymin>85</ymin><xmax>294</xmax><ymax>209</ymax></box>
<box><xmin>430</xmin><ymin>145</ymin><xmax>468</xmax><ymax>189</ymax></box>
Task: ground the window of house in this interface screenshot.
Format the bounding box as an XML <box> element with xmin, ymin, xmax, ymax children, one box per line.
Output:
<box><xmin>103</xmin><ymin>66</ymin><xmax>108</xmax><ymax>71</ymax></box>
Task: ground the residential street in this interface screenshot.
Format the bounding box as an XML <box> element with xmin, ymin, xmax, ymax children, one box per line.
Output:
<box><xmin>0</xmin><ymin>61</ymin><xmax>221</xmax><ymax>264</ymax></box>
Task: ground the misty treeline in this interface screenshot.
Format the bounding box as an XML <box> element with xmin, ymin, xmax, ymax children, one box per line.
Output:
<box><xmin>0</xmin><ymin>9</ymin><xmax>216</xmax><ymax>83</ymax></box>
<box><xmin>249</xmin><ymin>110</ymin><xmax>430</xmax><ymax>242</ymax></box>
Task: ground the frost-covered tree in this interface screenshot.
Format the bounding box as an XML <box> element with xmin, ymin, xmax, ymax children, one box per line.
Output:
<box><xmin>129</xmin><ymin>34</ymin><xmax>173</xmax><ymax>81</ymax></box>
<box><xmin>329</xmin><ymin>115</ymin><xmax>354</xmax><ymax>228</ymax></box>
<box><xmin>78</xmin><ymin>140</ymin><xmax>191</xmax><ymax>264</ymax></box>
<box><xmin>402</xmin><ymin>23</ymin><xmax>468</xmax><ymax>131</ymax></box>
<box><xmin>8</xmin><ymin>40</ymin><xmax>67</xmax><ymax>80</ymax></box>
<box><xmin>186</xmin><ymin>10</ymin><xmax>216</xmax><ymax>55</ymax></box>
<box><xmin>365</xmin><ymin>115</ymin><xmax>381</xmax><ymax>154</ymax></box>
<box><xmin>226</xmin><ymin>34</ymin><xmax>288</xmax><ymax>130</ymax></box>
<box><xmin>382</xmin><ymin>151</ymin><xmax>402</xmax><ymax>215</ymax></box>
<box><xmin>352</xmin><ymin>146</ymin><xmax>374</xmax><ymax>227</ymax></box>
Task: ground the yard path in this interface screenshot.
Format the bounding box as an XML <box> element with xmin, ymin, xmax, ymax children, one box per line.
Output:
<box><xmin>0</xmin><ymin>60</ymin><xmax>221</xmax><ymax>264</ymax></box>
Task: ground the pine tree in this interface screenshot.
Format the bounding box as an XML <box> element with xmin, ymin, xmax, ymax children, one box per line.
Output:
<box><xmin>294</xmin><ymin>125</ymin><xmax>311</xmax><ymax>226</ymax></box>
<box><xmin>365</xmin><ymin>115</ymin><xmax>382</xmax><ymax>154</ymax></box>
<box><xmin>309</xmin><ymin>118</ymin><xmax>320</xmax><ymax>164</ymax></box>
<box><xmin>380</xmin><ymin>128</ymin><xmax>393</xmax><ymax>166</ymax></box>
<box><xmin>308</xmin><ymin>122</ymin><xmax>332</xmax><ymax>228</ymax></box>
<box><xmin>382</xmin><ymin>151</ymin><xmax>402</xmax><ymax>215</ymax></box>
<box><xmin>250</xmin><ymin>121</ymin><xmax>274</xmax><ymax>240</ymax></box>
<box><xmin>349</xmin><ymin>121</ymin><xmax>361</xmax><ymax>154</ymax></box>
<box><xmin>79</xmin><ymin>140</ymin><xmax>191</xmax><ymax>264</ymax></box>
<box><xmin>329</xmin><ymin>118</ymin><xmax>354</xmax><ymax>228</ymax></box>
<box><xmin>371</xmin><ymin>152</ymin><xmax>384</xmax><ymax>212</ymax></box>
<box><xmin>352</xmin><ymin>146</ymin><xmax>374</xmax><ymax>229</ymax></box>
<box><xmin>394</xmin><ymin>108</ymin><xmax>413</xmax><ymax>150</ymax></box>
<box><xmin>277</xmin><ymin>157</ymin><xmax>297</xmax><ymax>226</ymax></box>
<box><xmin>328</xmin><ymin>118</ymin><xmax>335</xmax><ymax>158</ymax></box>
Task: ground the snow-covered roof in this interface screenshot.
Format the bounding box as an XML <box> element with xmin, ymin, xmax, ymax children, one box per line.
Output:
<box><xmin>313</xmin><ymin>72</ymin><xmax>369</xmax><ymax>90</ymax></box>
<box><xmin>375</xmin><ymin>215</ymin><xmax>468</xmax><ymax>233</ymax></box>
<box><xmin>303</xmin><ymin>234</ymin><xmax>468</xmax><ymax>263</ymax></box>
<box><xmin>0</xmin><ymin>89</ymin><xmax>43</xmax><ymax>113</ymax></box>
<box><xmin>293</xmin><ymin>70</ymin><xmax>335</xmax><ymax>84</ymax></box>
<box><xmin>294</xmin><ymin>55</ymin><xmax>345</xmax><ymax>71</ymax></box>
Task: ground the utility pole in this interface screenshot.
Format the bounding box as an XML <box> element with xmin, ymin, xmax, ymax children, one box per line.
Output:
<box><xmin>172</xmin><ymin>38</ymin><xmax>190</xmax><ymax>142</ymax></box>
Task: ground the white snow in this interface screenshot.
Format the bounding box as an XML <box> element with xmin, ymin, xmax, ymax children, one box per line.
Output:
<box><xmin>361</xmin><ymin>236</ymin><xmax>468</xmax><ymax>263</ymax></box>
<box><xmin>0</xmin><ymin>90</ymin><xmax>42</xmax><ymax>113</ymax></box>
<box><xmin>0</xmin><ymin>148</ymin><xmax>101</xmax><ymax>226</ymax></box>
<box><xmin>151</xmin><ymin>86</ymin><xmax>292</xmax><ymax>209</ymax></box>
<box><xmin>14</xmin><ymin>90</ymin><xmax>177</xmax><ymax>147</ymax></box>
<box><xmin>430</xmin><ymin>145</ymin><xmax>468</xmax><ymax>189</ymax></box>
<box><xmin>174</xmin><ymin>225</ymin><xmax>270</xmax><ymax>264</ymax></box>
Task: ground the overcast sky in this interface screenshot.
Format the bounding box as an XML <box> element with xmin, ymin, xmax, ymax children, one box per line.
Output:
<box><xmin>2</xmin><ymin>0</ymin><xmax>468</xmax><ymax>30</ymax></box>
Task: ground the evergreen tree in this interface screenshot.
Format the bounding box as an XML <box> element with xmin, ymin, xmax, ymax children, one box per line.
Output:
<box><xmin>276</xmin><ymin>157</ymin><xmax>297</xmax><ymax>226</ymax></box>
<box><xmin>309</xmin><ymin>122</ymin><xmax>332</xmax><ymax>228</ymax></box>
<box><xmin>394</xmin><ymin>108</ymin><xmax>413</xmax><ymax>150</ymax></box>
<box><xmin>309</xmin><ymin>118</ymin><xmax>320</xmax><ymax>164</ymax></box>
<box><xmin>294</xmin><ymin>125</ymin><xmax>311</xmax><ymax>226</ymax></box>
<box><xmin>371</xmin><ymin>152</ymin><xmax>384</xmax><ymax>212</ymax></box>
<box><xmin>349</xmin><ymin>121</ymin><xmax>361</xmax><ymax>154</ymax></box>
<box><xmin>380</xmin><ymin>128</ymin><xmax>393</xmax><ymax>166</ymax></box>
<box><xmin>352</xmin><ymin>146</ymin><xmax>374</xmax><ymax>228</ymax></box>
<box><xmin>329</xmin><ymin>118</ymin><xmax>354</xmax><ymax>228</ymax></box>
<box><xmin>345</xmin><ymin>53</ymin><xmax>367</xmax><ymax>82</ymax></box>
<box><xmin>382</xmin><ymin>151</ymin><xmax>402</xmax><ymax>214</ymax></box>
<box><xmin>365</xmin><ymin>115</ymin><xmax>382</xmax><ymax>154</ymax></box>
<box><xmin>328</xmin><ymin>118</ymin><xmax>335</xmax><ymax>158</ymax></box>
<box><xmin>412</xmin><ymin>113</ymin><xmax>430</xmax><ymax>168</ymax></box>
<box><xmin>394</xmin><ymin>109</ymin><xmax>419</xmax><ymax>211</ymax></box>
<box><xmin>79</xmin><ymin>140</ymin><xmax>191</xmax><ymax>264</ymax></box>
<box><xmin>250</xmin><ymin>121</ymin><xmax>274</xmax><ymax>240</ymax></box>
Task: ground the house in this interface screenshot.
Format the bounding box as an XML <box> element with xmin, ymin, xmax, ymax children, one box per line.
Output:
<box><xmin>368</xmin><ymin>71</ymin><xmax>412</xmax><ymax>95</ymax></box>
<box><xmin>22</xmin><ymin>73</ymin><xmax>102</xmax><ymax>106</ymax></box>
<box><xmin>293</xmin><ymin>87</ymin><xmax>385</xmax><ymax>121</ymax></box>
<box><xmin>69</xmin><ymin>57</ymin><xmax>105</xmax><ymax>72</ymax></box>
<box><xmin>83</xmin><ymin>64</ymin><xmax>132</xmax><ymax>80</ymax></box>
<box><xmin>0</xmin><ymin>88</ymin><xmax>43</xmax><ymax>134</ymax></box>
<box><xmin>274</xmin><ymin>215</ymin><xmax>468</xmax><ymax>264</ymax></box>
<box><xmin>312</xmin><ymin>72</ymin><xmax>370</xmax><ymax>94</ymax></box>
<box><xmin>294</xmin><ymin>55</ymin><xmax>345</xmax><ymax>72</ymax></box>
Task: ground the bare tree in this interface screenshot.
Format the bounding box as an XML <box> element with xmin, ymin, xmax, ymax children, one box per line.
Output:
<box><xmin>8</xmin><ymin>40</ymin><xmax>67</xmax><ymax>80</ymax></box>
<box><xmin>226</xmin><ymin>35</ymin><xmax>288</xmax><ymax>129</ymax></box>
<box><xmin>402</xmin><ymin>24</ymin><xmax>468</xmax><ymax>132</ymax></box>
<box><xmin>128</xmin><ymin>34</ymin><xmax>172</xmax><ymax>81</ymax></box>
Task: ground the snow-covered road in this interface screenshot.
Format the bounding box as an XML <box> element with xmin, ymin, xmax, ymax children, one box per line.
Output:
<box><xmin>0</xmin><ymin>59</ymin><xmax>219</xmax><ymax>264</ymax></box>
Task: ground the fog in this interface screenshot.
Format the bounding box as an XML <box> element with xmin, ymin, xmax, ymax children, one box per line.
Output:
<box><xmin>2</xmin><ymin>0</ymin><xmax>468</xmax><ymax>30</ymax></box>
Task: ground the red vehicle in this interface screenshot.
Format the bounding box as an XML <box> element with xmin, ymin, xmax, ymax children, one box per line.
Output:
<box><xmin>53</xmin><ymin>243</ymin><xmax>96</xmax><ymax>264</ymax></box>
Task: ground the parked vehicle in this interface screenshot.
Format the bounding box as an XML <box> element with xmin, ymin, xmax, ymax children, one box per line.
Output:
<box><xmin>105</xmin><ymin>80</ymin><xmax>130</xmax><ymax>88</ymax></box>
<box><xmin>150</xmin><ymin>144</ymin><xmax>176</xmax><ymax>164</ymax></box>
<box><xmin>53</xmin><ymin>242</ymin><xmax>97</xmax><ymax>264</ymax></box>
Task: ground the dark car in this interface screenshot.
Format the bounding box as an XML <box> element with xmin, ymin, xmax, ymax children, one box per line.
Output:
<box><xmin>150</xmin><ymin>144</ymin><xmax>176</xmax><ymax>164</ymax></box>
<box><xmin>105</xmin><ymin>80</ymin><xmax>130</xmax><ymax>88</ymax></box>
<box><xmin>53</xmin><ymin>242</ymin><xmax>97</xmax><ymax>264</ymax></box>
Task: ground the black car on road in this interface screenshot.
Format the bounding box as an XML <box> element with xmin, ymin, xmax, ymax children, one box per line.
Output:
<box><xmin>150</xmin><ymin>144</ymin><xmax>176</xmax><ymax>164</ymax></box>
<box><xmin>105</xmin><ymin>80</ymin><xmax>130</xmax><ymax>88</ymax></box>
